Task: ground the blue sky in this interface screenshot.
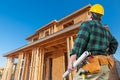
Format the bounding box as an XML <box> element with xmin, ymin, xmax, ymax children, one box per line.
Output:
<box><xmin>0</xmin><ymin>0</ymin><xmax>120</xmax><ymax>68</ymax></box>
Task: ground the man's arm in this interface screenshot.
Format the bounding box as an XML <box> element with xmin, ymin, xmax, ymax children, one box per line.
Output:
<box><xmin>68</xmin><ymin>22</ymin><xmax>90</xmax><ymax>71</ymax></box>
<box><xmin>108</xmin><ymin>35</ymin><xmax>118</xmax><ymax>54</ymax></box>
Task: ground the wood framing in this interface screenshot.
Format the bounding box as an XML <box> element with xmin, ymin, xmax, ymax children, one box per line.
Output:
<box><xmin>1</xmin><ymin>58</ymin><xmax>14</xmax><ymax>80</ymax></box>
<box><xmin>1</xmin><ymin>4</ymin><xmax>120</xmax><ymax>80</ymax></box>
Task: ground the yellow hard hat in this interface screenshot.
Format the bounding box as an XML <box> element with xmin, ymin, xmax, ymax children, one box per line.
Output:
<box><xmin>89</xmin><ymin>4</ymin><xmax>104</xmax><ymax>15</ymax></box>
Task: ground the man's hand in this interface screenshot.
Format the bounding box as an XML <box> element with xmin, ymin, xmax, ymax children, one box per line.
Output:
<box><xmin>67</xmin><ymin>54</ymin><xmax>76</xmax><ymax>72</ymax></box>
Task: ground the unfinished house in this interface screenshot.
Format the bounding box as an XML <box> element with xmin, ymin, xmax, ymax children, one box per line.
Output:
<box><xmin>1</xmin><ymin>4</ymin><xmax>120</xmax><ymax>80</ymax></box>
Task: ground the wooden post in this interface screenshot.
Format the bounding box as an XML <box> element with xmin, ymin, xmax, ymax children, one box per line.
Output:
<box><xmin>24</xmin><ymin>53</ymin><xmax>30</xmax><ymax>80</ymax></box>
<box><xmin>1</xmin><ymin>58</ymin><xmax>9</xmax><ymax>80</ymax></box>
<box><xmin>14</xmin><ymin>52</ymin><xmax>23</xmax><ymax>80</ymax></box>
<box><xmin>49</xmin><ymin>28</ymin><xmax>50</xmax><ymax>35</ymax></box>
<box><xmin>40</xmin><ymin>48</ymin><xmax>45</xmax><ymax>80</ymax></box>
<box><xmin>44</xmin><ymin>58</ymin><xmax>49</xmax><ymax>80</ymax></box>
<box><xmin>70</xmin><ymin>36</ymin><xmax>76</xmax><ymax>78</ymax></box>
<box><xmin>36</xmin><ymin>48</ymin><xmax>45</xmax><ymax>80</ymax></box>
<box><xmin>70</xmin><ymin>36</ymin><xmax>74</xmax><ymax>49</ymax></box>
<box><xmin>51</xmin><ymin>26</ymin><xmax>54</xmax><ymax>34</ymax></box>
<box><xmin>30</xmin><ymin>48</ymin><xmax>35</xmax><ymax>80</ymax></box>
<box><xmin>29</xmin><ymin>50</ymin><xmax>34</xmax><ymax>80</ymax></box>
<box><xmin>66</xmin><ymin>37</ymin><xmax>72</xmax><ymax>80</ymax></box>
<box><xmin>54</xmin><ymin>24</ymin><xmax>57</xmax><ymax>33</ymax></box>
<box><xmin>32</xmin><ymin>49</ymin><xmax>35</xmax><ymax>80</ymax></box>
<box><xmin>6</xmin><ymin>58</ymin><xmax>14</xmax><ymax>80</ymax></box>
<box><xmin>29</xmin><ymin>48</ymin><xmax>40</xmax><ymax>80</ymax></box>
<box><xmin>21</xmin><ymin>53</ymin><xmax>30</xmax><ymax>80</ymax></box>
<box><xmin>21</xmin><ymin>53</ymin><xmax>27</xmax><ymax>80</ymax></box>
<box><xmin>61</xmin><ymin>49</ymin><xmax>66</xmax><ymax>80</ymax></box>
<box><xmin>18</xmin><ymin>54</ymin><xmax>24</xmax><ymax>80</ymax></box>
<box><xmin>37</xmin><ymin>48</ymin><xmax>42</xmax><ymax>80</ymax></box>
<box><xmin>67</xmin><ymin>37</ymin><xmax>70</xmax><ymax>54</ymax></box>
<box><xmin>34</xmin><ymin>48</ymin><xmax>39</xmax><ymax>80</ymax></box>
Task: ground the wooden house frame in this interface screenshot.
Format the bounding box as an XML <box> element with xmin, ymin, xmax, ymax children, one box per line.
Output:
<box><xmin>1</xmin><ymin>4</ymin><xmax>120</xmax><ymax>80</ymax></box>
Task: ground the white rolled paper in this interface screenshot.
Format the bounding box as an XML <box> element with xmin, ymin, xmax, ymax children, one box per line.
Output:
<box><xmin>62</xmin><ymin>51</ymin><xmax>90</xmax><ymax>78</ymax></box>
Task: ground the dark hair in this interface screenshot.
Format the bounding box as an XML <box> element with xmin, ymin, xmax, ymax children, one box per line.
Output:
<box><xmin>91</xmin><ymin>12</ymin><xmax>102</xmax><ymax>21</ymax></box>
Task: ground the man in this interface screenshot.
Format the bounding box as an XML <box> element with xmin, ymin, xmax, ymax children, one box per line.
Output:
<box><xmin>68</xmin><ymin>4</ymin><xmax>118</xmax><ymax>80</ymax></box>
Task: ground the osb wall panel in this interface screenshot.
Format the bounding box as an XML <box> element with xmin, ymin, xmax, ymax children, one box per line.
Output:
<box><xmin>52</xmin><ymin>50</ymin><xmax>65</xmax><ymax>80</ymax></box>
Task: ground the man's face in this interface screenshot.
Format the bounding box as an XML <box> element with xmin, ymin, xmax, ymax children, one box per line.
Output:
<box><xmin>87</xmin><ymin>12</ymin><xmax>92</xmax><ymax>20</ymax></box>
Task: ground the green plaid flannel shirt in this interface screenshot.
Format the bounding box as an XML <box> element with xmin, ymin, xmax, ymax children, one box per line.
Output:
<box><xmin>70</xmin><ymin>20</ymin><xmax>118</xmax><ymax>58</ymax></box>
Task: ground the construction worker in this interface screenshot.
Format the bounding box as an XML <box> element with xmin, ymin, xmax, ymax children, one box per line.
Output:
<box><xmin>68</xmin><ymin>4</ymin><xmax>118</xmax><ymax>80</ymax></box>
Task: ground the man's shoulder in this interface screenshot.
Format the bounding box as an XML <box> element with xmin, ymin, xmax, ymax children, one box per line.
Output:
<box><xmin>81</xmin><ymin>20</ymin><xmax>93</xmax><ymax>27</ymax></box>
<box><xmin>80</xmin><ymin>21</ymin><xmax>92</xmax><ymax>30</ymax></box>
<box><xmin>83</xmin><ymin>20</ymin><xmax>102</xmax><ymax>27</ymax></box>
